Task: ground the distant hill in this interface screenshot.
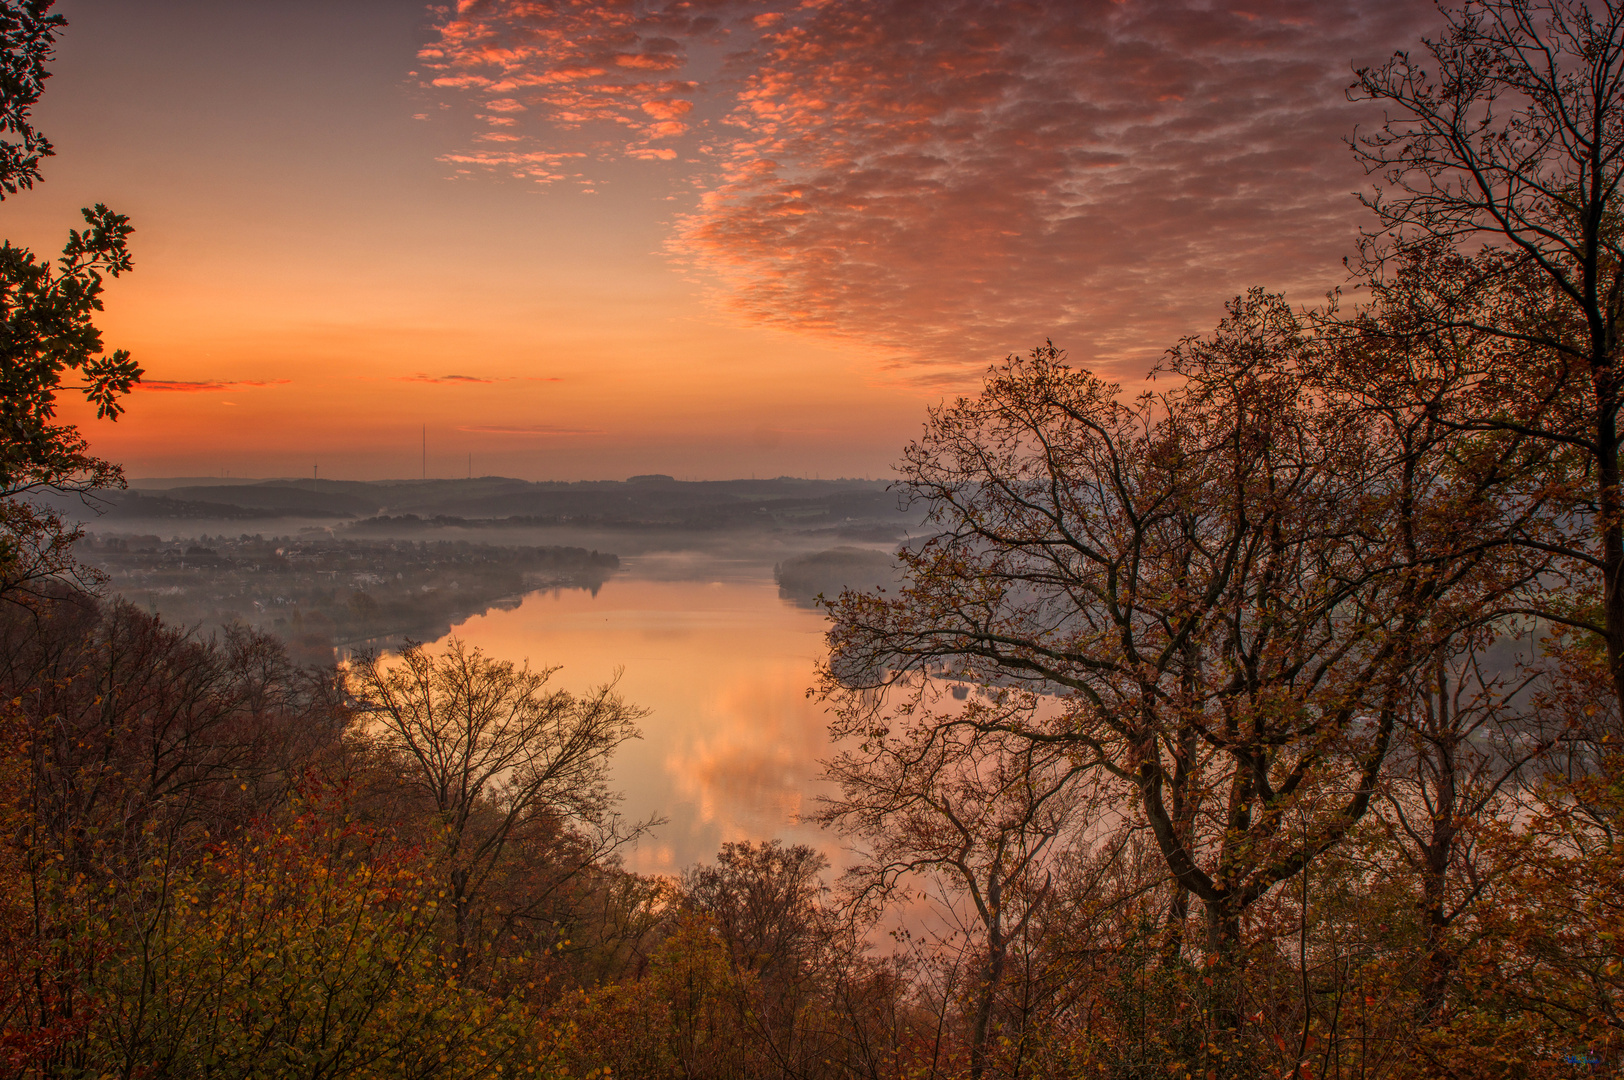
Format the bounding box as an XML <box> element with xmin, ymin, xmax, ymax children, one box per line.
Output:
<box><xmin>103</xmin><ymin>485</ymin><xmax>374</xmax><ymax>518</ymax></box>
<box><xmin>125</xmin><ymin>476</ymin><xmax>295</xmax><ymax>489</ymax></box>
<box><xmin>45</xmin><ymin>476</ymin><xmax>917</xmax><ymax>538</ymax></box>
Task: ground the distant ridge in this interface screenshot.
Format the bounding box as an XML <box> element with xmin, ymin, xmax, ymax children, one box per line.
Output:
<box><xmin>126</xmin><ymin>476</ymin><xmax>298</xmax><ymax>489</ymax></box>
<box><xmin>51</xmin><ymin>476</ymin><xmax>915</xmax><ymax>539</ymax></box>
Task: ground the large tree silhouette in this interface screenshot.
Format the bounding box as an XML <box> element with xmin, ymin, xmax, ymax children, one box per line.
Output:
<box><xmin>1353</xmin><ymin>0</ymin><xmax>1624</xmax><ymax>711</ymax></box>
<box><xmin>0</xmin><ymin>0</ymin><xmax>139</xmax><ymax>602</ymax></box>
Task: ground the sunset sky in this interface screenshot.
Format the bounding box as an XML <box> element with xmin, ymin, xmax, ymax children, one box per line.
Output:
<box><xmin>13</xmin><ymin>0</ymin><xmax>1439</xmax><ymax>481</ymax></box>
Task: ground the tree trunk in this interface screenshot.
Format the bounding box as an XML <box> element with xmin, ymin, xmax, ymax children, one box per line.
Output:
<box><xmin>1418</xmin><ymin>856</ymin><xmax>1452</xmax><ymax>1017</ymax></box>
<box><xmin>1203</xmin><ymin>899</ymin><xmax>1245</xmax><ymax>1033</ymax></box>
<box><xmin>1596</xmin><ymin>369</ymin><xmax>1624</xmax><ymax>719</ymax></box>
<box><xmin>1161</xmin><ymin>884</ymin><xmax>1190</xmax><ymax>964</ymax></box>
<box><xmin>970</xmin><ymin>878</ymin><xmax>1006</xmax><ymax>1080</ymax></box>
<box><xmin>451</xmin><ymin>865</ymin><xmax>472</xmax><ymax>970</ymax></box>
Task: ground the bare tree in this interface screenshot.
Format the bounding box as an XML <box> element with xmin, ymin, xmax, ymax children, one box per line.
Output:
<box><xmin>1353</xmin><ymin>0</ymin><xmax>1624</xmax><ymax>708</ymax></box>
<box><xmin>682</xmin><ymin>839</ymin><xmax>834</xmax><ymax>1077</ymax></box>
<box><xmin>817</xmin><ymin>688</ymin><xmax>1094</xmax><ymax>1080</ymax></box>
<box><xmin>1381</xmin><ymin>631</ymin><xmax>1554</xmax><ymax>1017</ymax></box>
<box><xmin>350</xmin><ymin>637</ymin><xmax>648</xmax><ymax>965</ymax></box>
<box><xmin>822</xmin><ymin>298</ymin><xmax>1542</xmax><ymax>1041</ymax></box>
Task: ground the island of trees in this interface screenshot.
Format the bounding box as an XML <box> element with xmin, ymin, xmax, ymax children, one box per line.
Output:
<box><xmin>6</xmin><ymin>1</ymin><xmax>1624</xmax><ymax>1078</ymax></box>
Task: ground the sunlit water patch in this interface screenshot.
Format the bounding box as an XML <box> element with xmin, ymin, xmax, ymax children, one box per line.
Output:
<box><xmin>434</xmin><ymin>553</ymin><xmax>841</xmax><ymax>877</ymax></box>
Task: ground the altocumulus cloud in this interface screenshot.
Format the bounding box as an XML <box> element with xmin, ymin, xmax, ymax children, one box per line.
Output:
<box><xmin>422</xmin><ymin>0</ymin><xmax>1439</xmax><ymax>381</ymax></box>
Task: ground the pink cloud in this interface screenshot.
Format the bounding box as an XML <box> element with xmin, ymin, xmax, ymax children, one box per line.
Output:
<box><xmin>423</xmin><ymin>0</ymin><xmax>1442</xmax><ymax>381</ymax></box>
<box><xmin>641</xmin><ymin>98</ymin><xmax>694</xmax><ymax>120</ymax></box>
<box><xmin>137</xmin><ymin>379</ymin><xmax>290</xmax><ymax>393</ymax></box>
<box><xmin>439</xmin><ymin>147</ymin><xmax>585</xmax><ymax>181</ymax></box>
<box><xmin>395</xmin><ymin>373</ymin><xmax>507</xmax><ymax>384</ymax></box>
<box><xmin>420</xmin><ymin>0</ymin><xmax>734</xmax><ymax>166</ymax></box>
<box><xmin>457</xmin><ymin>424</ymin><xmax>603</xmax><ymax>437</ymax></box>
<box><xmin>615</xmin><ymin>52</ymin><xmax>683</xmax><ymax>71</ymax></box>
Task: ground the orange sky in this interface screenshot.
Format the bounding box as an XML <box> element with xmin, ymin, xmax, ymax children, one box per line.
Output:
<box><xmin>11</xmin><ymin>0</ymin><xmax>1437</xmax><ymax>481</ymax></box>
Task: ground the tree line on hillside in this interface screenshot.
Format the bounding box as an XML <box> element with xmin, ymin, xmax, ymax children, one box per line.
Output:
<box><xmin>77</xmin><ymin>533</ymin><xmax>620</xmax><ymax>660</ymax></box>
<box><xmin>7</xmin><ymin>0</ymin><xmax>1624</xmax><ymax>1078</ymax></box>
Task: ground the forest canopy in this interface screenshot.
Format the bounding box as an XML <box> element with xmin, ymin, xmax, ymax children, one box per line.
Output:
<box><xmin>7</xmin><ymin>1</ymin><xmax>1624</xmax><ymax>1079</ymax></box>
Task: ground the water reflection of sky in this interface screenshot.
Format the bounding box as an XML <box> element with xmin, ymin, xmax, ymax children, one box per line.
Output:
<box><xmin>437</xmin><ymin>554</ymin><xmax>842</xmax><ymax>877</ymax></box>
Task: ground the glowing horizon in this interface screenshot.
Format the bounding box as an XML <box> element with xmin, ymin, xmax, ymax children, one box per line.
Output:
<box><xmin>12</xmin><ymin>0</ymin><xmax>1438</xmax><ymax>482</ymax></box>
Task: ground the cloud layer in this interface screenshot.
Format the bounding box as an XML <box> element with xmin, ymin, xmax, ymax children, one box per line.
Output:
<box><xmin>394</xmin><ymin>374</ymin><xmax>562</xmax><ymax>384</ymax></box>
<box><xmin>396</xmin><ymin>372</ymin><xmax>503</xmax><ymax>384</ymax></box>
<box><xmin>456</xmin><ymin>423</ymin><xmax>604</xmax><ymax>436</ymax></box>
<box><xmin>423</xmin><ymin>0</ymin><xmax>1438</xmax><ymax>380</ymax></box>
<box><xmin>136</xmin><ymin>379</ymin><xmax>291</xmax><ymax>393</ymax></box>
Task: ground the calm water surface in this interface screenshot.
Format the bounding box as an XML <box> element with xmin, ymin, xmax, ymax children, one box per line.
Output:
<box><xmin>435</xmin><ymin>552</ymin><xmax>844</xmax><ymax>876</ymax></box>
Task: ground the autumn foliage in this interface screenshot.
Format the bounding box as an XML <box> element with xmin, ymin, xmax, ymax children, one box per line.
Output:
<box><xmin>6</xmin><ymin>0</ymin><xmax>1624</xmax><ymax>1078</ymax></box>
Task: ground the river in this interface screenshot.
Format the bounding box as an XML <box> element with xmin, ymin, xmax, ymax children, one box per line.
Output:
<box><xmin>433</xmin><ymin>551</ymin><xmax>846</xmax><ymax>878</ymax></box>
